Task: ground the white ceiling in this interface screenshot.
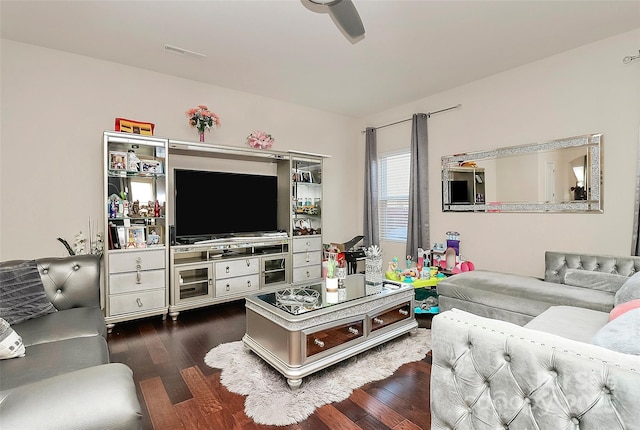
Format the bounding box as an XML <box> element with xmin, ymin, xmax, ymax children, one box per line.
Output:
<box><xmin>2</xmin><ymin>1</ymin><xmax>639</xmax><ymax>117</ymax></box>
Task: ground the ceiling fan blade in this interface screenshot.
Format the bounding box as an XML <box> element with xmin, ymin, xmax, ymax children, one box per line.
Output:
<box><xmin>327</xmin><ymin>0</ymin><xmax>365</xmax><ymax>39</ymax></box>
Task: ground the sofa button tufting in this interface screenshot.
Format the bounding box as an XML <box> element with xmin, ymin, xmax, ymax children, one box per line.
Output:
<box><xmin>553</xmin><ymin>270</ymin><xmax>558</xmax><ymax>275</ymax></box>
<box><xmin>43</xmin><ymin>269</ymin><xmax>48</xmax><ymax>274</ymax></box>
<box><xmin>56</xmin><ymin>289</ymin><xmax>62</xmax><ymax>294</ymax></box>
<box><xmin>73</xmin><ymin>264</ymin><xmax>80</xmax><ymax>270</ymax></box>
<box><xmin>549</xmin><ymin>369</ymin><xmax>557</xmax><ymax>377</ymax></box>
<box><xmin>602</xmin><ymin>386</ymin><xmax>611</xmax><ymax>394</ymax></box>
<box><xmin>523</xmin><ymin>397</ymin><xmax>531</xmax><ymax>404</ymax></box>
<box><xmin>504</xmin><ymin>354</ymin><xmax>511</xmax><ymax>362</ymax></box>
<box><xmin>571</xmin><ymin>417</ymin><xmax>579</xmax><ymax>425</ymax></box>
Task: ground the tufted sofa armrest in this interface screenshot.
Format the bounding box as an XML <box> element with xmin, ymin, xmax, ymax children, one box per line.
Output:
<box><xmin>544</xmin><ymin>251</ymin><xmax>640</xmax><ymax>284</ymax></box>
<box><xmin>430</xmin><ymin>309</ymin><xmax>640</xmax><ymax>430</ymax></box>
<box><xmin>36</xmin><ymin>255</ymin><xmax>101</xmax><ymax>310</ymax></box>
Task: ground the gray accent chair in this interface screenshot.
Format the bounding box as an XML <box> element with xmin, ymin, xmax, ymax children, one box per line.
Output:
<box><xmin>0</xmin><ymin>255</ymin><xmax>142</xmax><ymax>430</ymax></box>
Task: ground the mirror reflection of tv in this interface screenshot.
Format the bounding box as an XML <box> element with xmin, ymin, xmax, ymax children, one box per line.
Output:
<box><xmin>174</xmin><ymin>169</ymin><xmax>278</xmax><ymax>241</ymax></box>
<box><xmin>450</xmin><ymin>180</ymin><xmax>470</xmax><ymax>204</ymax></box>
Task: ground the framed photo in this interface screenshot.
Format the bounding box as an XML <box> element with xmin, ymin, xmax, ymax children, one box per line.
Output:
<box><xmin>109</xmin><ymin>151</ymin><xmax>127</xmax><ymax>170</ymax></box>
<box><xmin>299</xmin><ymin>170</ymin><xmax>312</xmax><ymax>183</ymax></box>
<box><xmin>126</xmin><ymin>227</ymin><xmax>146</xmax><ymax>248</ymax></box>
<box><xmin>140</xmin><ymin>159</ymin><xmax>163</xmax><ymax>174</ymax></box>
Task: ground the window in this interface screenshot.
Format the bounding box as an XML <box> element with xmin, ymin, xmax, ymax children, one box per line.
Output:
<box><xmin>378</xmin><ymin>150</ymin><xmax>410</xmax><ymax>241</ymax></box>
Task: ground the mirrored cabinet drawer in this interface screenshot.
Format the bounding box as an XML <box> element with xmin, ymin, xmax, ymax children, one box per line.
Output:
<box><xmin>109</xmin><ymin>269</ymin><xmax>165</xmax><ymax>294</ymax></box>
<box><xmin>215</xmin><ymin>274</ymin><xmax>260</xmax><ymax>297</ymax></box>
<box><xmin>109</xmin><ymin>289</ymin><xmax>166</xmax><ymax>316</ymax></box>
<box><xmin>109</xmin><ymin>249</ymin><xmax>166</xmax><ymax>274</ymax></box>
<box><xmin>215</xmin><ymin>258</ymin><xmax>259</xmax><ymax>280</ymax></box>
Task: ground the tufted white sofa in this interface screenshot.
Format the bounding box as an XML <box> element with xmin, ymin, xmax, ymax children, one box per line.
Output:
<box><xmin>430</xmin><ymin>309</ymin><xmax>640</xmax><ymax>430</ymax></box>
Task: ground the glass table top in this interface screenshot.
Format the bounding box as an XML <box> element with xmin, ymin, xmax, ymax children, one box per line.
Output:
<box><xmin>255</xmin><ymin>274</ymin><xmax>402</xmax><ymax>316</ymax></box>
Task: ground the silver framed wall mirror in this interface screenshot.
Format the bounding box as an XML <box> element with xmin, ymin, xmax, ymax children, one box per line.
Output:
<box><xmin>441</xmin><ymin>133</ymin><xmax>603</xmax><ymax>213</ymax></box>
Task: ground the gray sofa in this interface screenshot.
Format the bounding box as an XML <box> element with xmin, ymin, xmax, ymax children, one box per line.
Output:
<box><xmin>0</xmin><ymin>255</ymin><xmax>142</xmax><ymax>430</ymax></box>
<box><xmin>437</xmin><ymin>251</ymin><xmax>640</xmax><ymax>325</ymax></box>
<box><xmin>430</xmin><ymin>251</ymin><xmax>640</xmax><ymax>429</ymax></box>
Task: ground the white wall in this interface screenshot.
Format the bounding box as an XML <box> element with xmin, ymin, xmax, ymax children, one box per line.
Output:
<box><xmin>0</xmin><ymin>40</ymin><xmax>363</xmax><ymax>260</ymax></box>
<box><xmin>362</xmin><ymin>29</ymin><xmax>640</xmax><ymax>277</ymax></box>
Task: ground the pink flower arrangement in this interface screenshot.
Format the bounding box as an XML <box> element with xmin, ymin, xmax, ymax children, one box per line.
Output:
<box><xmin>186</xmin><ymin>105</ymin><xmax>221</xmax><ymax>134</ymax></box>
<box><xmin>246</xmin><ymin>131</ymin><xmax>274</xmax><ymax>149</ymax></box>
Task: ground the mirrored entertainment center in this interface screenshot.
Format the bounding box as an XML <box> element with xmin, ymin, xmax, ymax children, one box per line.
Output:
<box><xmin>441</xmin><ymin>133</ymin><xmax>603</xmax><ymax>213</ymax></box>
<box><xmin>103</xmin><ymin>131</ymin><xmax>327</xmax><ymax>329</ymax></box>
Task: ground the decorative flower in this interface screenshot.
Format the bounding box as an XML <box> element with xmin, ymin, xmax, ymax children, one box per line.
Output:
<box><xmin>186</xmin><ymin>105</ymin><xmax>221</xmax><ymax>134</ymax></box>
<box><xmin>246</xmin><ymin>131</ymin><xmax>274</xmax><ymax>149</ymax></box>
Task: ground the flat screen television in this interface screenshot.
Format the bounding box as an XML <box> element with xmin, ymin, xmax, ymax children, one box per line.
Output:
<box><xmin>450</xmin><ymin>180</ymin><xmax>470</xmax><ymax>204</ymax></box>
<box><xmin>174</xmin><ymin>169</ymin><xmax>279</xmax><ymax>241</ymax></box>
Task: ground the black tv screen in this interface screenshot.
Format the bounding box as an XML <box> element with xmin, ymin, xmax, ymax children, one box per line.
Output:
<box><xmin>174</xmin><ymin>169</ymin><xmax>278</xmax><ymax>240</ymax></box>
<box><xmin>450</xmin><ymin>180</ymin><xmax>470</xmax><ymax>204</ymax></box>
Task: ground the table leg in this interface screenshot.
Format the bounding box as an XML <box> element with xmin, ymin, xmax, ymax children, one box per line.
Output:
<box><xmin>287</xmin><ymin>378</ymin><xmax>302</xmax><ymax>390</ymax></box>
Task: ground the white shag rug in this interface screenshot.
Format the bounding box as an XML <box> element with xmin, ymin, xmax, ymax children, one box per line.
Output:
<box><xmin>204</xmin><ymin>328</ymin><xmax>431</xmax><ymax>426</ymax></box>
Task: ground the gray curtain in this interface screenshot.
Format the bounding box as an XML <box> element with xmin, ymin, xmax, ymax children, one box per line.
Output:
<box><xmin>406</xmin><ymin>113</ymin><xmax>429</xmax><ymax>259</ymax></box>
<box><xmin>632</xmin><ymin>138</ymin><xmax>640</xmax><ymax>255</ymax></box>
<box><xmin>363</xmin><ymin>127</ymin><xmax>379</xmax><ymax>247</ymax></box>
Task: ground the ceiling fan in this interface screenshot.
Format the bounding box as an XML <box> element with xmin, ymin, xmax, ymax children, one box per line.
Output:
<box><xmin>307</xmin><ymin>0</ymin><xmax>365</xmax><ymax>39</ymax></box>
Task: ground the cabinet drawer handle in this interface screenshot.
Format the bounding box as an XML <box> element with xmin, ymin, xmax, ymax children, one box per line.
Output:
<box><xmin>225</xmin><ymin>266</ymin><xmax>230</xmax><ymax>273</ymax></box>
<box><xmin>226</xmin><ymin>284</ymin><xmax>230</xmax><ymax>291</ymax></box>
<box><xmin>398</xmin><ymin>309</ymin><xmax>409</xmax><ymax>316</ymax></box>
<box><xmin>314</xmin><ymin>338</ymin><xmax>325</xmax><ymax>348</ymax></box>
<box><xmin>208</xmin><ymin>278</ymin><xmax>212</xmax><ymax>285</ymax></box>
<box><xmin>136</xmin><ymin>257</ymin><xmax>142</xmax><ymax>264</ymax></box>
<box><xmin>373</xmin><ymin>317</ymin><xmax>384</xmax><ymax>325</ymax></box>
<box><xmin>136</xmin><ymin>298</ymin><xmax>143</xmax><ymax>308</ymax></box>
<box><xmin>306</xmin><ymin>270</ymin><xmax>310</xmax><ymax>278</ymax></box>
<box><xmin>348</xmin><ymin>326</ymin><xmax>359</xmax><ymax>335</ymax></box>
<box><xmin>136</xmin><ymin>265</ymin><xmax>142</xmax><ymax>284</ymax></box>
<box><xmin>246</xmin><ymin>259</ymin><xmax>250</xmax><ymax>267</ymax></box>
<box><xmin>247</xmin><ymin>280</ymin><xmax>252</xmax><ymax>288</ymax></box>
<box><xmin>305</xmin><ymin>252</ymin><xmax>310</xmax><ymax>263</ymax></box>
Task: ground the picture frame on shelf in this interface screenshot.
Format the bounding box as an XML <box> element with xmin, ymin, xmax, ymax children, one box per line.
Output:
<box><xmin>109</xmin><ymin>151</ymin><xmax>127</xmax><ymax>170</ymax></box>
<box><xmin>127</xmin><ymin>151</ymin><xmax>141</xmax><ymax>172</ymax></box>
<box><xmin>300</xmin><ymin>170</ymin><xmax>312</xmax><ymax>183</ymax></box>
<box><xmin>140</xmin><ymin>159</ymin><xmax>163</xmax><ymax>174</ymax></box>
<box><xmin>126</xmin><ymin>226</ymin><xmax>146</xmax><ymax>248</ymax></box>
<box><xmin>117</xmin><ymin>226</ymin><xmax>126</xmax><ymax>248</ymax></box>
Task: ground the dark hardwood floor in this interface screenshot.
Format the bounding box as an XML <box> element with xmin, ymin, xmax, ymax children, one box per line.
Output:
<box><xmin>108</xmin><ymin>301</ymin><xmax>434</xmax><ymax>430</ymax></box>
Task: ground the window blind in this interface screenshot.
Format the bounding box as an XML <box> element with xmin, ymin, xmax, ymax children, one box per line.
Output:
<box><xmin>378</xmin><ymin>151</ymin><xmax>410</xmax><ymax>241</ymax></box>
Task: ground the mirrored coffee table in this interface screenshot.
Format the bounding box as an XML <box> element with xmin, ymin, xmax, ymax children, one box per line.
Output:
<box><xmin>242</xmin><ymin>274</ymin><xmax>417</xmax><ymax>389</ymax></box>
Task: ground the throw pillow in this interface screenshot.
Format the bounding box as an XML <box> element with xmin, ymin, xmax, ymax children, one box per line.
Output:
<box><xmin>609</xmin><ymin>299</ymin><xmax>640</xmax><ymax>321</ymax></box>
<box><xmin>591</xmin><ymin>308</ymin><xmax>640</xmax><ymax>355</ymax></box>
<box><xmin>614</xmin><ymin>271</ymin><xmax>640</xmax><ymax>306</ymax></box>
<box><xmin>563</xmin><ymin>269</ymin><xmax>629</xmax><ymax>293</ymax></box>
<box><xmin>0</xmin><ymin>260</ymin><xmax>56</xmax><ymax>325</ymax></box>
<box><xmin>0</xmin><ymin>317</ymin><xmax>25</xmax><ymax>359</ymax></box>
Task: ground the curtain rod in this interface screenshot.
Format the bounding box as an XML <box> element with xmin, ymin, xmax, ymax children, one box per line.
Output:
<box><xmin>362</xmin><ymin>103</ymin><xmax>462</xmax><ymax>133</ymax></box>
